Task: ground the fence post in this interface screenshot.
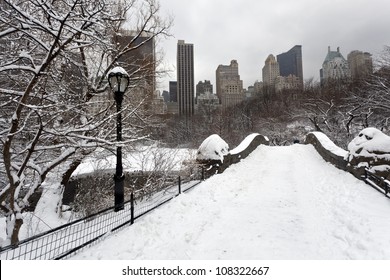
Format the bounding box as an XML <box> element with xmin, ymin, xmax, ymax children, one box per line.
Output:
<box><xmin>178</xmin><ymin>176</ymin><xmax>181</xmax><ymax>194</ymax></box>
<box><xmin>130</xmin><ymin>192</ymin><xmax>134</xmax><ymax>225</ymax></box>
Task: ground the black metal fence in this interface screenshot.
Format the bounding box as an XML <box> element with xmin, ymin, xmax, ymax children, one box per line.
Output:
<box><xmin>0</xmin><ymin>172</ymin><xmax>203</xmax><ymax>260</ymax></box>
<box><xmin>363</xmin><ymin>168</ymin><xmax>390</xmax><ymax>198</ymax></box>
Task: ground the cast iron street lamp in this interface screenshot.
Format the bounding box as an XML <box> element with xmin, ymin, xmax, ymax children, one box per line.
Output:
<box><xmin>107</xmin><ymin>66</ymin><xmax>129</xmax><ymax>212</ymax></box>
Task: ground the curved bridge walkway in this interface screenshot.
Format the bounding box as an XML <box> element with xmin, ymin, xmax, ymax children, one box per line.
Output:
<box><xmin>73</xmin><ymin>144</ymin><xmax>390</xmax><ymax>259</ymax></box>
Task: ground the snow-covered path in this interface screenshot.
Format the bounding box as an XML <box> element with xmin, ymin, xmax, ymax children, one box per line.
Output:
<box><xmin>72</xmin><ymin>144</ymin><xmax>390</xmax><ymax>260</ymax></box>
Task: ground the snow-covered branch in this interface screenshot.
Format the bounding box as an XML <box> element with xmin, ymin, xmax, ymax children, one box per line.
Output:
<box><xmin>0</xmin><ymin>0</ymin><xmax>172</xmax><ymax>246</ymax></box>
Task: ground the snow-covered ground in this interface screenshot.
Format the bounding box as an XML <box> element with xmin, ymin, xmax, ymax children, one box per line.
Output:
<box><xmin>71</xmin><ymin>144</ymin><xmax>390</xmax><ymax>260</ymax></box>
<box><xmin>74</xmin><ymin>146</ymin><xmax>197</xmax><ymax>175</ymax></box>
<box><xmin>0</xmin><ymin>146</ymin><xmax>197</xmax><ymax>245</ymax></box>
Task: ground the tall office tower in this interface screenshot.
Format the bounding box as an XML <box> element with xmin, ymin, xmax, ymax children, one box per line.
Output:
<box><xmin>262</xmin><ymin>54</ymin><xmax>280</xmax><ymax>89</ymax></box>
<box><xmin>277</xmin><ymin>45</ymin><xmax>303</xmax><ymax>87</ymax></box>
<box><xmin>169</xmin><ymin>81</ymin><xmax>177</xmax><ymax>102</ymax></box>
<box><xmin>347</xmin><ymin>50</ymin><xmax>373</xmax><ymax>80</ymax></box>
<box><xmin>216</xmin><ymin>60</ymin><xmax>245</xmax><ymax>111</ymax></box>
<box><xmin>320</xmin><ymin>46</ymin><xmax>351</xmax><ymax>84</ymax></box>
<box><xmin>114</xmin><ymin>30</ymin><xmax>155</xmax><ymax>106</ymax></box>
<box><xmin>177</xmin><ymin>40</ymin><xmax>195</xmax><ymax>116</ymax></box>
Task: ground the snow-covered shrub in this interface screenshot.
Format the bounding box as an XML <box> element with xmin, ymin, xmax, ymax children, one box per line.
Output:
<box><xmin>346</xmin><ymin>127</ymin><xmax>390</xmax><ymax>177</ymax></box>
<box><xmin>69</xmin><ymin>146</ymin><xmax>196</xmax><ymax>216</ymax></box>
<box><xmin>196</xmin><ymin>134</ymin><xmax>229</xmax><ymax>162</ymax></box>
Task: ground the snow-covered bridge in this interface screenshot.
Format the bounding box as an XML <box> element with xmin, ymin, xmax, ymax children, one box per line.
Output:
<box><xmin>72</xmin><ymin>144</ymin><xmax>390</xmax><ymax>259</ymax></box>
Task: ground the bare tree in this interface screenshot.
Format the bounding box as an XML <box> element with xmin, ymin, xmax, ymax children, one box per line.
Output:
<box><xmin>344</xmin><ymin>46</ymin><xmax>390</xmax><ymax>135</ymax></box>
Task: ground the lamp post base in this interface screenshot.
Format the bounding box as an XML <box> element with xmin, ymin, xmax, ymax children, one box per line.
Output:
<box><xmin>114</xmin><ymin>174</ymin><xmax>125</xmax><ymax>212</ymax></box>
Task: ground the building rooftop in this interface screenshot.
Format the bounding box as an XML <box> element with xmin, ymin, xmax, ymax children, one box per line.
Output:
<box><xmin>323</xmin><ymin>46</ymin><xmax>346</xmax><ymax>64</ymax></box>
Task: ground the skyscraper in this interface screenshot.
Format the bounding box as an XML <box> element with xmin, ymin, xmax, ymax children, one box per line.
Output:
<box><xmin>347</xmin><ymin>50</ymin><xmax>373</xmax><ymax>80</ymax></box>
<box><xmin>277</xmin><ymin>45</ymin><xmax>303</xmax><ymax>87</ymax></box>
<box><xmin>169</xmin><ymin>81</ymin><xmax>177</xmax><ymax>102</ymax></box>
<box><xmin>114</xmin><ymin>30</ymin><xmax>155</xmax><ymax>103</ymax></box>
<box><xmin>277</xmin><ymin>46</ymin><xmax>303</xmax><ymax>78</ymax></box>
<box><xmin>216</xmin><ymin>60</ymin><xmax>244</xmax><ymax>111</ymax></box>
<box><xmin>320</xmin><ymin>46</ymin><xmax>350</xmax><ymax>84</ymax></box>
<box><xmin>177</xmin><ymin>40</ymin><xmax>195</xmax><ymax>116</ymax></box>
<box><xmin>262</xmin><ymin>54</ymin><xmax>280</xmax><ymax>88</ymax></box>
<box><xmin>89</xmin><ymin>29</ymin><xmax>155</xmax><ymax>114</ymax></box>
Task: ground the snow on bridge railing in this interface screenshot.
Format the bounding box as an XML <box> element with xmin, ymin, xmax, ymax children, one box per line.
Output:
<box><xmin>197</xmin><ymin>133</ymin><xmax>270</xmax><ymax>177</ymax></box>
<box><xmin>363</xmin><ymin>168</ymin><xmax>390</xmax><ymax>198</ymax></box>
<box><xmin>305</xmin><ymin>130</ymin><xmax>390</xmax><ymax>200</ymax></box>
<box><xmin>304</xmin><ymin>132</ymin><xmax>348</xmax><ymax>171</ymax></box>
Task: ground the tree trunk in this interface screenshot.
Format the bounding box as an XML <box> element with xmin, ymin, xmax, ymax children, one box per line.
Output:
<box><xmin>56</xmin><ymin>158</ymin><xmax>83</xmax><ymax>216</ymax></box>
<box><xmin>11</xmin><ymin>217</ymin><xmax>23</xmax><ymax>246</ymax></box>
<box><xmin>6</xmin><ymin>214</ymin><xmax>24</xmax><ymax>247</ymax></box>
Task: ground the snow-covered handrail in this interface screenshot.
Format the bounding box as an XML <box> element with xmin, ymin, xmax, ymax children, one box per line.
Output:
<box><xmin>304</xmin><ymin>132</ymin><xmax>348</xmax><ymax>171</ymax></box>
<box><xmin>363</xmin><ymin>168</ymin><xmax>390</xmax><ymax>198</ymax></box>
<box><xmin>305</xmin><ymin>131</ymin><xmax>390</xmax><ymax>199</ymax></box>
<box><xmin>229</xmin><ymin>133</ymin><xmax>269</xmax><ymax>155</ymax></box>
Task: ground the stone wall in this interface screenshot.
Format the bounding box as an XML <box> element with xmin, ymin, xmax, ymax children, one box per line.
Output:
<box><xmin>198</xmin><ymin>134</ymin><xmax>270</xmax><ymax>177</ymax></box>
<box><xmin>304</xmin><ymin>132</ymin><xmax>348</xmax><ymax>171</ymax></box>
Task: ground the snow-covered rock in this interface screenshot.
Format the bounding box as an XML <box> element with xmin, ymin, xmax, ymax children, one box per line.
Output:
<box><xmin>347</xmin><ymin>127</ymin><xmax>390</xmax><ymax>177</ymax></box>
<box><xmin>348</xmin><ymin>127</ymin><xmax>390</xmax><ymax>157</ymax></box>
<box><xmin>196</xmin><ymin>134</ymin><xmax>229</xmax><ymax>162</ymax></box>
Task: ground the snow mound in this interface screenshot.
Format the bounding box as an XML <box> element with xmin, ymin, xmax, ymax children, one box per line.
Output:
<box><xmin>196</xmin><ymin>134</ymin><xmax>229</xmax><ymax>162</ymax></box>
<box><xmin>348</xmin><ymin>127</ymin><xmax>390</xmax><ymax>159</ymax></box>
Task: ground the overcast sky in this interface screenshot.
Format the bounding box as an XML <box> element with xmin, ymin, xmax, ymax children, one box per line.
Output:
<box><xmin>157</xmin><ymin>0</ymin><xmax>390</xmax><ymax>92</ymax></box>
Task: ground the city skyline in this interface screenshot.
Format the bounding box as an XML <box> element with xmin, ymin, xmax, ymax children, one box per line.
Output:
<box><xmin>158</xmin><ymin>0</ymin><xmax>390</xmax><ymax>91</ymax></box>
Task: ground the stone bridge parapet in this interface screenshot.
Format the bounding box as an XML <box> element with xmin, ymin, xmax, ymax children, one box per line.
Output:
<box><xmin>304</xmin><ymin>132</ymin><xmax>349</xmax><ymax>171</ymax></box>
<box><xmin>197</xmin><ymin>133</ymin><xmax>270</xmax><ymax>177</ymax></box>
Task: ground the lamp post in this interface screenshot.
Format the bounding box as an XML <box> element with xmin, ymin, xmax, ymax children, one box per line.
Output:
<box><xmin>107</xmin><ymin>67</ymin><xmax>129</xmax><ymax>212</ymax></box>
